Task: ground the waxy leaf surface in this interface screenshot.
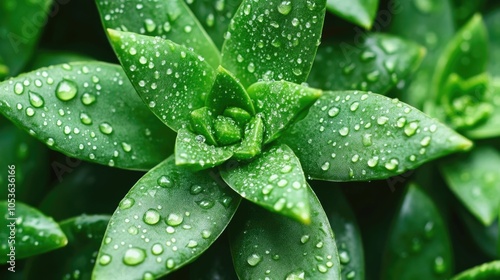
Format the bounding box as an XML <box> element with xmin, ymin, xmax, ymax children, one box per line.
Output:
<box><xmin>326</xmin><ymin>0</ymin><xmax>378</xmax><ymax>29</ymax></box>
<box><xmin>441</xmin><ymin>146</ymin><xmax>500</xmax><ymax>226</ymax></box>
<box><xmin>229</xmin><ymin>185</ymin><xmax>340</xmax><ymax>279</ymax></box>
<box><xmin>93</xmin><ymin>156</ymin><xmax>240</xmax><ymax>280</ymax></box>
<box><xmin>280</xmin><ymin>91</ymin><xmax>472</xmax><ymax>181</ymax></box>
<box><xmin>0</xmin><ymin>62</ymin><xmax>174</xmax><ymax>170</ymax></box>
<box><xmin>0</xmin><ymin>201</ymin><xmax>67</xmax><ymax>262</ymax></box>
<box><xmin>381</xmin><ymin>184</ymin><xmax>453</xmax><ymax>279</ymax></box>
<box><xmin>221</xmin><ymin>0</ymin><xmax>327</xmax><ymax>87</ymax></box>
<box><xmin>221</xmin><ymin>144</ymin><xmax>310</xmax><ymax>223</ymax></box>
<box><xmin>108</xmin><ymin>30</ymin><xmax>216</xmax><ymax>131</ymax></box>
<box><xmin>96</xmin><ymin>0</ymin><xmax>220</xmax><ymax>68</ymax></box>
<box><xmin>309</xmin><ymin>34</ymin><xmax>424</xmax><ymax>95</ymax></box>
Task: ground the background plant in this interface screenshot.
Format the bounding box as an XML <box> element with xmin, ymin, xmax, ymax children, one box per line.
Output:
<box><xmin>0</xmin><ymin>0</ymin><xmax>500</xmax><ymax>279</ymax></box>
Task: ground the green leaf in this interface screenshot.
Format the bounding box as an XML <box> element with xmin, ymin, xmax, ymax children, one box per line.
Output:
<box><xmin>229</xmin><ymin>185</ymin><xmax>340</xmax><ymax>279</ymax></box>
<box><xmin>26</xmin><ymin>215</ymin><xmax>110</xmax><ymax>280</ymax></box>
<box><xmin>465</xmin><ymin>79</ymin><xmax>500</xmax><ymax>139</ymax></box>
<box><xmin>308</xmin><ymin>33</ymin><xmax>425</xmax><ymax>95</ymax></box>
<box><xmin>38</xmin><ymin>162</ymin><xmax>142</xmax><ymax>221</ymax></box>
<box><xmin>206</xmin><ymin>66</ymin><xmax>255</xmax><ymax>115</ymax></box>
<box><xmin>381</xmin><ymin>184</ymin><xmax>453</xmax><ymax>279</ymax></box>
<box><xmin>247</xmin><ymin>81</ymin><xmax>321</xmax><ymax>144</ymax></box>
<box><xmin>190</xmin><ymin>107</ymin><xmax>218</xmax><ymax>145</ymax></box>
<box><xmin>432</xmin><ymin>14</ymin><xmax>488</xmax><ymax>102</ymax></box>
<box><xmin>0</xmin><ymin>201</ymin><xmax>67</xmax><ymax>262</ymax></box>
<box><xmin>279</xmin><ymin>91</ymin><xmax>472</xmax><ymax>181</ymax></box>
<box><xmin>485</xmin><ymin>9</ymin><xmax>500</xmax><ymax>78</ymax></box>
<box><xmin>0</xmin><ymin>123</ymin><xmax>49</xmax><ymax>205</ymax></box>
<box><xmin>96</xmin><ymin>0</ymin><xmax>220</xmax><ymax>68</ymax></box>
<box><xmin>326</xmin><ymin>0</ymin><xmax>378</xmax><ymax>29</ymax></box>
<box><xmin>175</xmin><ymin>128</ymin><xmax>234</xmax><ymax>171</ymax></box>
<box><xmin>458</xmin><ymin>207</ymin><xmax>498</xmax><ymax>259</ymax></box>
<box><xmin>185</xmin><ymin>0</ymin><xmax>242</xmax><ymax>49</ymax></box>
<box><xmin>108</xmin><ymin>29</ymin><xmax>216</xmax><ymax>131</ymax></box>
<box><xmin>221</xmin><ymin>143</ymin><xmax>311</xmax><ymax>224</ymax></box>
<box><xmin>221</xmin><ymin>0</ymin><xmax>327</xmax><ymax>88</ymax></box>
<box><xmin>388</xmin><ymin>0</ymin><xmax>455</xmax><ymax>109</ymax></box>
<box><xmin>315</xmin><ymin>185</ymin><xmax>365</xmax><ymax>280</ymax></box>
<box><xmin>93</xmin><ymin>156</ymin><xmax>241</xmax><ymax>280</ymax></box>
<box><xmin>451</xmin><ymin>260</ymin><xmax>500</xmax><ymax>280</ymax></box>
<box><xmin>0</xmin><ymin>62</ymin><xmax>175</xmax><ymax>170</ymax></box>
<box><xmin>233</xmin><ymin>115</ymin><xmax>264</xmax><ymax>160</ymax></box>
<box><xmin>440</xmin><ymin>146</ymin><xmax>500</xmax><ymax>226</ymax></box>
<box><xmin>0</xmin><ymin>0</ymin><xmax>53</xmax><ymax>76</ymax></box>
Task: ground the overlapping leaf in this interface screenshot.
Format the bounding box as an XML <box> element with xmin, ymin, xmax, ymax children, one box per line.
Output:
<box><xmin>96</xmin><ymin>0</ymin><xmax>220</xmax><ymax>68</ymax></box>
<box><xmin>108</xmin><ymin>29</ymin><xmax>216</xmax><ymax>131</ymax></box>
<box><xmin>308</xmin><ymin>34</ymin><xmax>425</xmax><ymax>95</ymax></box>
<box><xmin>389</xmin><ymin>0</ymin><xmax>455</xmax><ymax>108</ymax></box>
<box><xmin>452</xmin><ymin>260</ymin><xmax>500</xmax><ymax>280</ymax></box>
<box><xmin>465</xmin><ymin>79</ymin><xmax>500</xmax><ymax>139</ymax></box>
<box><xmin>0</xmin><ymin>62</ymin><xmax>175</xmax><ymax>170</ymax></box>
<box><xmin>247</xmin><ymin>81</ymin><xmax>321</xmax><ymax>143</ymax></box>
<box><xmin>229</xmin><ymin>185</ymin><xmax>340</xmax><ymax>279</ymax></box>
<box><xmin>441</xmin><ymin>146</ymin><xmax>500</xmax><ymax>226</ymax></box>
<box><xmin>326</xmin><ymin>0</ymin><xmax>378</xmax><ymax>29</ymax></box>
<box><xmin>221</xmin><ymin>0</ymin><xmax>327</xmax><ymax>87</ymax></box>
<box><xmin>92</xmin><ymin>156</ymin><xmax>241</xmax><ymax>280</ymax></box>
<box><xmin>381</xmin><ymin>184</ymin><xmax>453</xmax><ymax>279</ymax></box>
<box><xmin>316</xmin><ymin>185</ymin><xmax>365</xmax><ymax>280</ymax></box>
<box><xmin>221</xmin><ymin>144</ymin><xmax>310</xmax><ymax>223</ymax></box>
<box><xmin>280</xmin><ymin>91</ymin><xmax>472</xmax><ymax>181</ymax></box>
<box><xmin>26</xmin><ymin>215</ymin><xmax>110</xmax><ymax>279</ymax></box>
<box><xmin>0</xmin><ymin>201</ymin><xmax>67</xmax><ymax>262</ymax></box>
<box><xmin>0</xmin><ymin>0</ymin><xmax>53</xmax><ymax>76</ymax></box>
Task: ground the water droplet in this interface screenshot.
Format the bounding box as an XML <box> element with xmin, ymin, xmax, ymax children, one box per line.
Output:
<box><xmin>144</xmin><ymin>19</ymin><xmax>156</xmax><ymax>32</ymax></box>
<box><xmin>434</xmin><ymin>256</ymin><xmax>446</xmax><ymax>274</ymax></box>
<box><xmin>80</xmin><ymin>112</ymin><xmax>92</xmax><ymax>125</ymax></box>
<box><xmin>187</xmin><ymin>240</ymin><xmax>198</xmax><ymax>248</ymax></box>
<box><xmin>274</xmin><ymin>198</ymin><xmax>286</xmax><ymax>211</ymax></box>
<box><xmin>396</xmin><ymin>117</ymin><xmax>406</xmax><ymax>128</ymax></box>
<box><xmin>201</xmin><ymin>230</ymin><xmax>211</xmax><ymax>239</ymax></box>
<box><xmin>362</xmin><ymin>134</ymin><xmax>373</xmax><ymax>147</ymax></box>
<box><xmin>360</xmin><ymin>51</ymin><xmax>376</xmax><ymax>61</ymax></box>
<box><xmin>190</xmin><ymin>185</ymin><xmax>204</xmax><ymax>195</ymax></box>
<box><xmin>377</xmin><ymin>116</ymin><xmax>389</xmax><ymax>125</ymax></box>
<box><xmin>346</xmin><ymin>271</ymin><xmax>356</xmax><ymax>279</ymax></box>
<box><xmin>144</xmin><ymin>209</ymin><xmax>161</xmax><ymax>225</ymax></box>
<box><xmin>184</xmin><ymin>25</ymin><xmax>192</xmax><ymax>33</ymax></box>
<box><xmin>424</xmin><ymin>221</ymin><xmax>435</xmax><ymax>239</ymax></box>
<box><xmin>262</xmin><ymin>184</ymin><xmax>274</xmax><ymax>195</ymax></box>
<box><xmin>143</xmin><ymin>272</ymin><xmax>154</xmax><ymax>280</ymax></box>
<box><xmin>151</xmin><ymin>243</ymin><xmax>163</xmax><ymax>255</ymax></box>
<box><xmin>339</xmin><ymin>127</ymin><xmax>349</xmax><ymax>136</ymax></box>
<box><xmin>81</xmin><ymin>93</ymin><xmax>96</xmax><ymax>105</ymax></box>
<box><xmin>14</xmin><ymin>83</ymin><xmax>24</xmax><ymax>95</ymax></box>
<box><xmin>414</xmin><ymin>0</ymin><xmax>439</xmax><ymax>14</ymax></box>
<box><xmin>286</xmin><ymin>271</ymin><xmax>305</xmax><ymax>280</ymax></box>
<box><xmin>166</xmin><ymin>258</ymin><xmax>175</xmax><ymax>269</ymax></box>
<box><xmin>366</xmin><ymin>70</ymin><xmax>380</xmax><ymax>82</ymax></box>
<box><xmin>420</xmin><ymin>136</ymin><xmax>431</xmax><ymax>147</ymax></box>
<box><xmin>321</xmin><ymin>161</ymin><xmax>330</xmax><ymax>171</ymax></box>
<box><xmin>300</xmin><ymin>235</ymin><xmax>310</xmax><ymax>244</ymax></box>
<box><xmin>247</xmin><ymin>253</ymin><xmax>262</xmax><ymax>266</ymax></box>
<box><xmin>367</xmin><ymin>156</ymin><xmax>379</xmax><ymax>167</ymax></box>
<box><xmin>292</xmin><ymin>68</ymin><xmax>302</xmax><ymax>76</ymax></box>
<box><xmin>317</xmin><ymin>264</ymin><xmax>328</xmax><ymax>273</ymax></box>
<box><xmin>99</xmin><ymin>122</ymin><xmax>113</xmax><ymax>135</ymax></box>
<box><xmin>350</xmin><ymin>102</ymin><xmax>359</xmax><ymax>112</ymax></box>
<box><xmin>119</xmin><ymin>198</ymin><xmax>135</xmax><ymax>210</ymax></box>
<box><xmin>166</xmin><ymin>213</ymin><xmax>183</xmax><ymax>226</ymax></box>
<box><xmin>404</xmin><ymin>121</ymin><xmax>419</xmax><ymax>136</ymax></box>
<box><xmin>277</xmin><ymin>179</ymin><xmax>288</xmax><ymax>187</ymax></box>
<box><xmin>351</xmin><ymin>154</ymin><xmax>360</xmax><ymax>163</ymax></box>
<box><xmin>99</xmin><ymin>254</ymin><xmax>112</xmax><ymax>266</ymax></box>
<box><xmin>339</xmin><ymin>251</ymin><xmax>350</xmax><ymax>264</ymax></box>
<box><xmin>328</xmin><ymin>107</ymin><xmax>340</xmax><ymax>117</ymax></box>
<box><xmin>247</xmin><ymin>63</ymin><xmax>255</xmax><ymax>73</ymax></box>
<box><xmin>121</xmin><ymin>142</ymin><xmax>132</xmax><ymax>152</ymax></box>
<box><xmin>206</xmin><ymin>13</ymin><xmax>215</xmax><ymax>26</ymax></box>
<box><xmin>197</xmin><ymin>199</ymin><xmax>215</xmax><ymax>209</ymax></box>
<box><xmin>157</xmin><ymin>176</ymin><xmax>173</xmax><ymax>188</ymax></box>
<box><xmin>123</xmin><ymin>248</ymin><xmax>146</xmax><ymax>266</ymax></box>
<box><xmin>128</xmin><ymin>226</ymin><xmax>138</xmax><ymax>235</ymax></box>
<box><xmin>384</xmin><ymin>158</ymin><xmax>399</xmax><ymax>171</ymax></box>
<box><xmin>56</xmin><ymin>80</ymin><xmax>78</xmax><ymax>101</ymax></box>
<box><xmin>277</xmin><ymin>1</ymin><xmax>292</xmax><ymax>15</ymax></box>
<box><xmin>46</xmin><ymin>138</ymin><xmax>55</xmax><ymax>146</ymax></box>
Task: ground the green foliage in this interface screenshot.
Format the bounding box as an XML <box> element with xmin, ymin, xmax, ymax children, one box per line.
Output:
<box><xmin>1</xmin><ymin>0</ymin><xmax>499</xmax><ymax>279</ymax></box>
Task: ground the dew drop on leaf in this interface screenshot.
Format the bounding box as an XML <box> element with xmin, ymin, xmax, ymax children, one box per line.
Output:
<box><xmin>123</xmin><ymin>248</ymin><xmax>146</xmax><ymax>266</ymax></box>
<box><xmin>55</xmin><ymin>79</ymin><xmax>78</xmax><ymax>101</ymax></box>
<box><xmin>28</xmin><ymin>91</ymin><xmax>44</xmax><ymax>108</ymax></box>
<box><xmin>119</xmin><ymin>198</ymin><xmax>135</xmax><ymax>210</ymax></box>
<box><xmin>247</xmin><ymin>253</ymin><xmax>262</xmax><ymax>266</ymax></box>
<box><xmin>99</xmin><ymin>122</ymin><xmax>113</xmax><ymax>135</ymax></box>
<box><xmin>99</xmin><ymin>254</ymin><xmax>112</xmax><ymax>266</ymax></box>
<box><xmin>143</xmin><ymin>209</ymin><xmax>161</xmax><ymax>225</ymax></box>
